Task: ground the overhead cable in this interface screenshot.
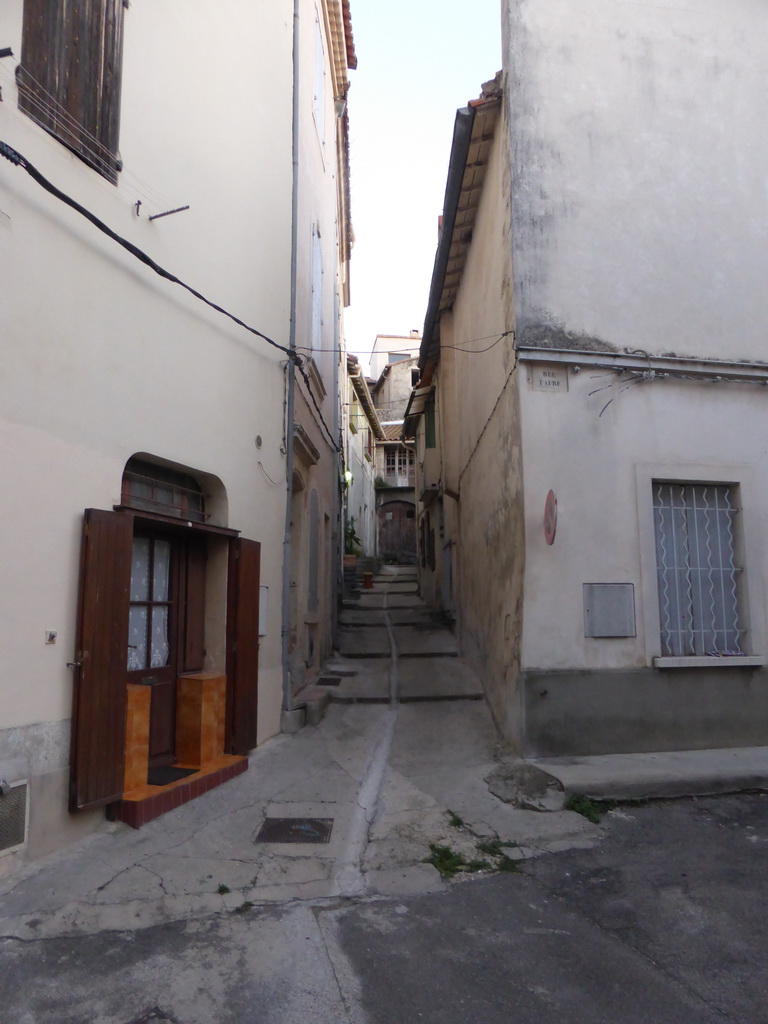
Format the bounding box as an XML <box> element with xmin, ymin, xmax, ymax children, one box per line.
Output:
<box><xmin>0</xmin><ymin>139</ymin><xmax>341</xmax><ymax>452</ymax></box>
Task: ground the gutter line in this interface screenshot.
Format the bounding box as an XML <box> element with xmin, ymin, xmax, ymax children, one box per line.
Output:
<box><xmin>281</xmin><ymin>0</ymin><xmax>301</xmax><ymax>717</ymax></box>
<box><xmin>418</xmin><ymin>105</ymin><xmax>476</xmax><ymax>373</ymax></box>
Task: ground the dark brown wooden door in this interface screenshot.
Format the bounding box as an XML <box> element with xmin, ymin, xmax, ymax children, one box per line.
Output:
<box><xmin>127</xmin><ymin>532</ymin><xmax>207</xmax><ymax>768</ymax></box>
<box><xmin>70</xmin><ymin>509</ymin><xmax>133</xmax><ymax>811</ymax></box>
<box><xmin>378</xmin><ymin>501</ymin><xmax>417</xmax><ymax>562</ymax></box>
<box><xmin>227</xmin><ymin>538</ymin><xmax>261</xmax><ymax>755</ymax></box>
<box><xmin>127</xmin><ymin>532</ymin><xmax>178</xmax><ymax>767</ymax></box>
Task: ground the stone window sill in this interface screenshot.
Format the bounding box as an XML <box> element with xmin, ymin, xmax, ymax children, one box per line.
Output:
<box><xmin>654</xmin><ymin>655</ymin><xmax>764</xmax><ymax>669</ymax></box>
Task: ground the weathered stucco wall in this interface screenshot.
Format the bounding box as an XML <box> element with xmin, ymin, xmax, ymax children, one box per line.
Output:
<box><xmin>503</xmin><ymin>0</ymin><xmax>768</xmax><ymax>360</ymax></box>
<box><xmin>519</xmin><ymin>358</ymin><xmax>768</xmax><ymax>753</ymax></box>
<box><xmin>374</xmin><ymin>358</ymin><xmax>419</xmax><ymax>422</ymax></box>
<box><xmin>0</xmin><ymin>0</ymin><xmax>322</xmax><ymax>865</ymax></box>
<box><xmin>431</xmin><ymin>107</ymin><xmax>525</xmax><ymax>747</ymax></box>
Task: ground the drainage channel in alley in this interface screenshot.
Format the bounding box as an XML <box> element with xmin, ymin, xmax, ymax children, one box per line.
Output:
<box><xmin>290</xmin><ymin>564</ymin><xmax>490</xmax><ymax>898</ymax></box>
<box><xmin>0</xmin><ymin>566</ymin><xmax>600</xmax><ymax>948</ymax></box>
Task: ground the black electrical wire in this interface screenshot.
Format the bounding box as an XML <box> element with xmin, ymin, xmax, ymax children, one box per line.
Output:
<box><xmin>0</xmin><ymin>139</ymin><xmax>342</xmax><ymax>452</ymax></box>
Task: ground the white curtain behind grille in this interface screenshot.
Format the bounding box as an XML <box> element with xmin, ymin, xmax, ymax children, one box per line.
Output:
<box><xmin>653</xmin><ymin>483</ymin><xmax>743</xmax><ymax>657</ymax></box>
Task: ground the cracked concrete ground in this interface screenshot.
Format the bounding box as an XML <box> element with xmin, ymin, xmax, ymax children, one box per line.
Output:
<box><xmin>0</xmin><ymin>568</ymin><xmax>597</xmax><ymax>943</ymax></box>
<box><xmin>2</xmin><ymin>568</ymin><xmax>766</xmax><ymax>1023</ymax></box>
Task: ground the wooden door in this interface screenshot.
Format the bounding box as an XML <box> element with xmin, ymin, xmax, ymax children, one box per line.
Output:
<box><xmin>378</xmin><ymin>500</ymin><xmax>417</xmax><ymax>562</ymax></box>
<box><xmin>127</xmin><ymin>532</ymin><xmax>207</xmax><ymax>767</ymax></box>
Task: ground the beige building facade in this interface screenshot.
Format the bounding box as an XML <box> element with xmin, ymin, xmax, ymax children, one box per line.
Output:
<box><xmin>409</xmin><ymin>2</ymin><xmax>768</xmax><ymax>757</ymax></box>
<box><xmin>343</xmin><ymin>355</ymin><xmax>383</xmax><ymax>560</ymax></box>
<box><xmin>0</xmin><ymin>0</ymin><xmax>354</xmax><ymax>871</ymax></box>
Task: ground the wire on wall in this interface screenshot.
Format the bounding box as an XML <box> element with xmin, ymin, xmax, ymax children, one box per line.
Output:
<box><xmin>0</xmin><ymin>140</ymin><xmax>343</xmax><ymax>452</ymax></box>
<box><xmin>3</xmin><ymin>62</ymin><xmax>178</xmax><ymax>214</ymax></box>
<box><xmin>586</xmin><ymin>363</ymin><xmax>768</xmax><ymax>418</ymax></box>
<box><xmin>457</xmin><ymin>348</ymin><xmax>519</xmax><ymax>486</ymax></box>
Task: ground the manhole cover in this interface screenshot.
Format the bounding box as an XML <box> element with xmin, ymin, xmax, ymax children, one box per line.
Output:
<box><xmin>255</xmin><ymin>817</ymin><xmax>334</xmax><ymax>844</ymax></box>
<box><xmin>127</xmin><ymin>1010</ymin><xmax>183</xmax><ymax>1024</ymax></box>
<box><xmin>316</xmin><ymin>675</ymin><xmax>342</xmax><ymax>686</ymax></box>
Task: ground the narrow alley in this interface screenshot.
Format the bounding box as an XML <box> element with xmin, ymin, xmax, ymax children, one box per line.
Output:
<box><xmin>0</xmin><ymin>568</ymin><xmax>596</xmax><ymax>935</ymax></box>
<box><xmin>1</xmin><ymin>569</ymin><xmax>767</xmax><ymax>1022</ymax></box>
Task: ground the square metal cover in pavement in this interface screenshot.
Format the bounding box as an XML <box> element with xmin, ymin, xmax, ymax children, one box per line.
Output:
<box><xmin>255</xmin><ymin>817</ymin><xmax>334</xmax><ymax>844</ymax></box>
<box><xmin>126</xmin><ymin>1010</ymin><xmax>183</xmax><ymax>1024</ymax></box>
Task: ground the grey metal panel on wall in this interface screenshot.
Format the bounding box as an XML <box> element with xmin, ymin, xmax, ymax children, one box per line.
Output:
<box><xmin>583</xmin><ymin>583</ymin><xmax>636</xmax><ymax>638</ymax></box>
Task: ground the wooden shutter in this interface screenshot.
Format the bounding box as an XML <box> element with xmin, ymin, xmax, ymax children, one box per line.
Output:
<box><xmin>226</xmin><ymin>538</ymin><xmax>261</xmax><ymax>755</ymax></box>
<box><xmin>18</xmin><ymin>0</ymin><xmax>125</xmax><ymax>182</ymax></box>
<box><xmin>70</xmin><ymin>509</ymin><xmax>133</xmax><ymax>811</ymax></box>
<box><xmin>182</xmin><ymin>537</ymin><xmax>207</xmax><ymax>673</ymax></box>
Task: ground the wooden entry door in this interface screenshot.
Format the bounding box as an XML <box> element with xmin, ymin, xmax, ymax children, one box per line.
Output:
<box><xmin>378</xmin><ymin>500</ymin><xmax>417</xmax><ymax>562</ymax></box>
<box><xmin>127</xmin><ymin>531</ymin><xmax>206</xmax><ymax>768</ymax></box>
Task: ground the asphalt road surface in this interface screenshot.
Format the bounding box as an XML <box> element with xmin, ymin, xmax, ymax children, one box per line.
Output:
<box><xmin>2</xmin><ymin>793</ymin><xmax>766</xmax><ymax>1023</ymax></box>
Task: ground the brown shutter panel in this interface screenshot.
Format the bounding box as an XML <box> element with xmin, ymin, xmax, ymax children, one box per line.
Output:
<box><xmin>100</xmin><ymin>0</ymin><xmax>126</xmax><ymax>176</ymax></box>
<box><xmin>182</xmin><ymin>538</ymin><xmax>207</xmax><ymax>673</ymax></box>
<box><xmin>70</xmin><ymin>508</ymin><xmax>133</xmax><ymax>811</ymax></box>
<box><xmin>226</xmin><ymin>538</ymin><xmax>261</xmax><ymax>755</ymax></box>
<box><xmin>18</xmin><ymin>0</ymin><xmax>125</xmax><ymax>182</ymax></box>
<box><xmin>18</xmin><ymin>0</ymin><xmax>63</xmax><ymax>134</ymax></box>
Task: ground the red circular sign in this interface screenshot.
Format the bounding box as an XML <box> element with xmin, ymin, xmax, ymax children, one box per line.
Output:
<box><xmin>544</xmin><ymin>490</ymin><xmax>557</xmax><ymax>545</ymax></box>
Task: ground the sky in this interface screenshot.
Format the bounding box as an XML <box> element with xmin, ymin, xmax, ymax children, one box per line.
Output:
<box><xmin>343</xmin><ymin>0</ymin><xmax>502</xmax><ymax>373</ymax></box>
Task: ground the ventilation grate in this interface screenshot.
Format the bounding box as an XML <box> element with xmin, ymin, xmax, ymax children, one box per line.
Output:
<box><xmin>0</xmin><ymin>783</ymin><xmax>28</xmax><ymax>853</ymax></box>
<box><xmin>255</xmin><ymin>817</ymin><xmax>334</xmax><ymax>844</ymax></box>
<box><xmin>126</xmin><ymin>1010</ymin><xmax>183</xmax><ymax>1024</ymax></box>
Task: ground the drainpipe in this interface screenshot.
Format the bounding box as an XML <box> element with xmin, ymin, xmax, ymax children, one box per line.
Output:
<box><xmin>280</xmin><ymin>0</ymin><xmax>301</xmax><ymax>726</ymax></box>
<box><xmin>331</xmin><ymin>287</ymin><xmax>341</xmax><ymax>649</ymax></box>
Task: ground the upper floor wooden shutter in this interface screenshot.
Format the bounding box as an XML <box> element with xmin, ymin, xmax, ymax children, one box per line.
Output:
<box><xmin>18</xmin><ymin>0</ymin><xmax>125</xmax><ymax>182</ymax></box>
<box><xmin>70</xmin><ymin>509</ymin><xmax>133</xmax><ymax>811</ymax></box>
<box><xmin>226</xmin><ymin>538</ymin><xmax>261</xmax><ymax>755</ymax></box>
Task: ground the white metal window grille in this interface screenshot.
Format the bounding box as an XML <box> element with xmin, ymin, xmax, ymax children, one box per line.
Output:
<box><xmin>653</xmin><ymin>483</ymin><xmax>744</xmax><ymax>657</ymax></box>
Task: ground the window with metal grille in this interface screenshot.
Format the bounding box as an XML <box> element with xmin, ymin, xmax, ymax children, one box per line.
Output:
<box><xmin>653</xmin><ymin>483</ymin><xmax>744</xmax><ymax>657</ymax></box>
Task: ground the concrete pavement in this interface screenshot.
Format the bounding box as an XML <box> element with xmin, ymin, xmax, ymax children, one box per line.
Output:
<box><xmin>0</xmin><ymin>567</ymin><xmax>597</xmax><ymax>943</ymax></box>
<box><xmin>3</xmin><ymin>566</ymin><xmax>768</xmax><ymax>1022</ymax></box>
<box><xmin>3</xmin><ymin>565</ymin><xmax>768</xmax><ymax>943</ymax></box>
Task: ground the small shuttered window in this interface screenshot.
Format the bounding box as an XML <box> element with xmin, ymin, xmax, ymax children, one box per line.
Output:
<box><xmin>17</xmin><ymin>0</ymin><xmax>126</xmax><ymax>182</ymax></box>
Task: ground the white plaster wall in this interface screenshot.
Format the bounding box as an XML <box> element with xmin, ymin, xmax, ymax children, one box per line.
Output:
<box><xmin>520</xmin><ymin>365</ymin><xmax>768</xmax><ymax>671</ymax></box>
<box><xmin>503</xmin><ymin>0</ymin><xmax>768</xmax><ymax>360</ymax></box>
<box><xmin>369</xmin><ymin>336</ymin><xmax>421</xmax><ymax>381</ymax></box>
<box><xmin>289</xmin><ymin>0</ymin><xmax>349</xmax><ymax>672</ymax></box>
<box><xmin>419</xmin><ymin>111</ymin><xmax>523</xmax><ymax>741</ymax></box>
<box><xmin>0</xmin><ymin>1</ymin><xmax>294</xmax><ymax>748</ymax></box>
<box><xmin>373</xmin><ymin>358</ymin><xmax>419</xmax><ymax>423</ymax></box>
<box><xmin>345</xmin><ymin>392</ymin><xmax>377</xmax><ymax>557</ymax></box>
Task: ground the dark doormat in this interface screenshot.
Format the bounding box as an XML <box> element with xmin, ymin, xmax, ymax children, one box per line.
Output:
<box><xmin>147</xmin><ymin>765</ymin><xmax>198</xmax><ymax>787</ymax></box>
<box><xmin>255</xmin><ymin>817</ymin><xmax>334</xmax><ymax>844</ymax></box>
